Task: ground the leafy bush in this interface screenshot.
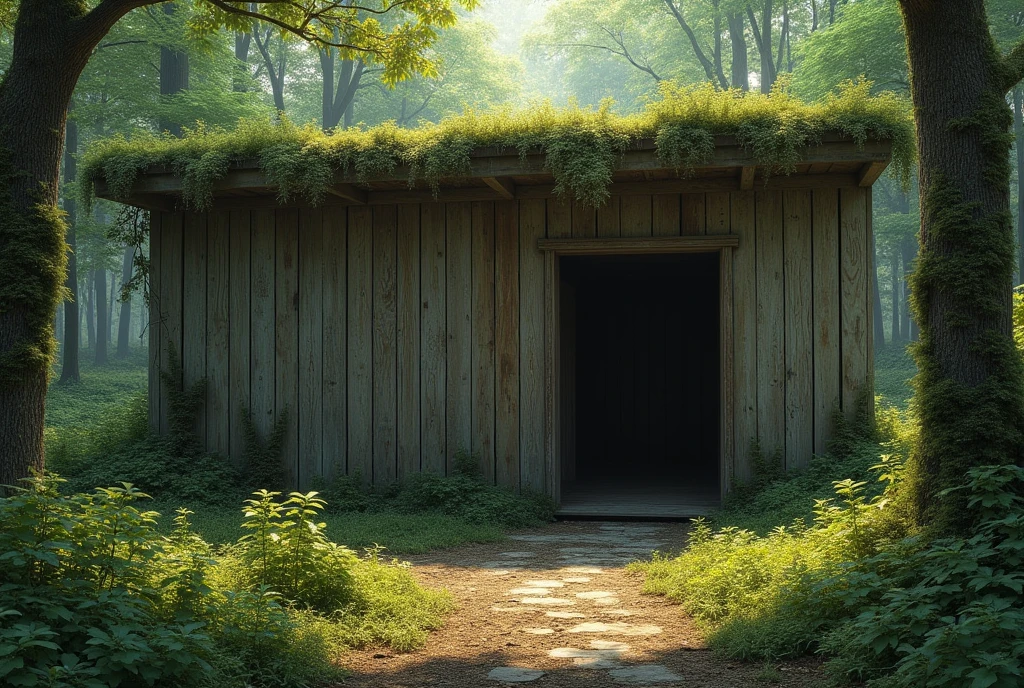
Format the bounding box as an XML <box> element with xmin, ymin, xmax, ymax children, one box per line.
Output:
<box><xmin>0</xmin><ymin>475</ymin><xmax>453</xmax><ymax>688</ymax></box>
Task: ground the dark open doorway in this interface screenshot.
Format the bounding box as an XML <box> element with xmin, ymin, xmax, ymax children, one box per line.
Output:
<box><xmin>558</xmin><ymin>253</ymin><xmax>721</xmax><ymax>518</ymax></box>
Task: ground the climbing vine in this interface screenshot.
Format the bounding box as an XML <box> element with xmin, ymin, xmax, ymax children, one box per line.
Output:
<box><xmin>81</xmin><ymin>78</ymin><xmax>915</xmax><ymax>210</ymax></box>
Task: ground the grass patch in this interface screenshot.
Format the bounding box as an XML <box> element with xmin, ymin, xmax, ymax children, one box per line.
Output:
<box><xmin>874</xmin><ymin>345</ymin><xmax>917</xmax><ymax>409</ymax></box>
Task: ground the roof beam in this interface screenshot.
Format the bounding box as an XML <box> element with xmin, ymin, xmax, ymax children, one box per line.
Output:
<box><xmin>326</xmin><ymin>183</ymin><xmax>367</xmax><ymax>204</ymax></box>
<box><xmin>739</xmin><ymin>166</ymin><xmax>755</xmax><ymax>190</ymax></box>
<box><xmin>482</xmin><ymin>176</ymin><xmax>516</xmax><ymax>200</ymax></box>
<box><xmin>857</xmin><ymin>160</ymin><xmax>889</xmax><ymax>187</ymax></box>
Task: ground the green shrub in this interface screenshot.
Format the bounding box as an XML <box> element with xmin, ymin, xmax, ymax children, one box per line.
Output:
<box><xmin>0</xmin><ymin>475</ymin><xmax>454</xmax><ymax>688</ymax></box>
<box><xmin>389</xmin><ymin>472</ymin><xmax>555</xmax><ymax>528</ymax></box>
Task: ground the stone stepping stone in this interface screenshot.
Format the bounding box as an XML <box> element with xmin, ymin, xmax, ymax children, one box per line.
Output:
<box><xmin>524</xmin><ymin>579</ymin><xmax>564</xmax><ymax>587</ymax></box>
<box><xmin>482</xmin><ymin>561</ymin><xmax>523</xmax><ymax>569</ymax></box>
<box><xmin>491</xmin><ymin>606</ymin><xmax>541</xmax><ymax>613</ymax></box>
<box><xmin>591</xmin><ymin>640</ymin><xmax>630</xmax><ymax>650</ymax></box>
<box><xmin>499</xmin><ymin>552</ymin><xmax>536</xmax><ymax>558</ymax></box>
<box><xmin>549</xmin><ymin>647</ymin><xmax>625</xmax><ymax>660</ymax></box>
<box><xmin>572</xmin><ymin>657</ymin><xmax>622</xmax><ymax>669</ymax></box>
<box><xmin>593</xmin><ymin>597</ymin><xmax>622</xmax><ymax>606</ymax></box>
<box><xmin>509</xmin><ymin>587</ymin><xmax>554</xmax><ymax>595</ymax></box>
<box><xmin>520</xmin><ymin>597</ymin><xmax>574</xmax><ymax>606</ymax></box>
<box><xmin>603</xmin><ymin>609</ymin><xmax>635</xmax><ymax>616</ymax></box>
<box><xmin>568</xmin><ymin>622</ymin><xmax>662</xmax><ymax>636</ymax></box>
<box><xmin>575</xmin><ymin>591</ymin><xmax>616</xmax><ymax>600</ymax></box>
<box><xmin>608</xmin><ymin>665</ymin><xmax>682</xmax><ymax>684</ymax></box>
<box><xmin>546</xmin><ymin>611</ymin><xmax>586</xmax><ymax>619</ymax></box>
<box><xmin>485</xmin><ymin>569</ymin><xmax>519</xmax><ymax>576</ymax></box>
<box><xmin>563</xmin><ymin>566</ymin><xmax>604</xmax><ymax>574</ymax></box>
<box><xmin>562</xmin><ymin>577</ymin><xmax>591</xmax><ymax>583</ymax></box>
<box><xmin>521</xmin><ymin>628</ymin><xmax>554</xmax><ymax>635</ymax></box>
<box><xmin>487</xmin><ymin>667</ymin><xmax>545</xmax><ymax>683</ymax></box>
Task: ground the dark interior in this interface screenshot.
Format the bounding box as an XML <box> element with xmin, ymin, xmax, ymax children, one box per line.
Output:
<box><xmin>560</xmin><ymin>253</ymin><xmax>720</xmax><ymax>505</ymax></box>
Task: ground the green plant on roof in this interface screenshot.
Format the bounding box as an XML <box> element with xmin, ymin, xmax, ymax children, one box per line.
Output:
<box><xmin>82</xmin><ymin>77</ymin><xmax>915</xmax><ymax>211</ymax></box>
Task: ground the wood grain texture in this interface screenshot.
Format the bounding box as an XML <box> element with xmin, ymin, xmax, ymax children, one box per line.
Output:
<box><xmin>228</xmin><ymin>211</ymin><xmax>251</xmax><ymax>463</ymax></box>
<box><xmin>706</xmin><ymin>192</ymin><xmax>731</xmax><ymax>235</ymax></box>
<box><xmin>682</xmin><ymin>194</ymin><xmax>706</xmax><ymax>235</ymax></box>
<box><xmin>321</xmin><ymin>209</ymin><xmax>347</xmax><ymax>480</ymax></box>
<box><xmin>396</xmin><ymin>204</ymin><xmax>421</xmax><ymax>479</ymax></box>
<box><xmin>812</xmin><ymin>190</ymin><xmax>841</xmax><ymax>455</ymax></box>
<box><xmin>544</xmin><ymin>249</ymin><xmax>559</xmax><ymax>499</ymax></box>
<box><xmin>597</xmin><ymin>196</ymin><xmax>620</xmax><ymax>237</ymax></box>
<box><xmin>148</xmin><ymin>212</ymin><xmax>162</xmax><ymax>432</ymax></box>
<box><xmin>298</xmin><ymin>209</ymin><xmax>324</xmax><ymax>487</ymax></box>
<box><xmin>160</xmin><ymin>213</ymin><xmax>183</xmax><ymax>436</ymax></box>
<box><xmin>547</xmin><ymin>198</ymin><xmax>572</xmax><ymax>238</ymax></box>
<box><xmin>249</xmin><ymin>210</ymin><xmax>276</xmax><ymax>438</ymax></box>
<box><xmin>537</xmin><ymin>235</ymin><xmax>738</xmax><ymax>255</ymax></box>
<box><xmin>865</xmin><ymin>187</ymin><xmax>876</xmax><ymax>425</ymax></box>
<box><xmin>446</xmin><ymin>202</ymin><xmax>472</xmax><ymax>471</ymax></box>
<box><xmin>755</xmin><ymin>191</ymin><xmax>785</xmax><ymax>462</ymax></box>
<box><xmin>420</xmin><ymin>202</ymin><xmax>447</xmax><ymax>474</ymax></box>
<box><xmin>495</xmin><ymin>200</ymin><xmax>520</xmax><ymax>489</ymax></box>
<box><xmin>471</xmin><ymin>201</ymin><xmax>496</xmax><ymax>482</ymax></box>
<box><xmin>720</xmin><ymin>246</ymin><xmax>735</xmax><ymax>492</ymax></box>
<box><xmin>652</xmin><ymin>194</ymin><xmax>681</xmax><ymax>236</ymax></box>
<box><xmin>519</xmin><ymin>198</ymin><xmax>546</xmax><ymax>492</ymax></box>
<box><xmin>275</xmin><ymin>209</ymin><xmax>300</xmax><ymax>487</ymax></box>
<box><xmin>840</xmin><ymin>187</ymin><xmax>869</xmax><ymax>420</ymax></box>
<box><xmin>183</xmin><ymin>213</ymin><xmax>207</xmax><ymax>443</ymax></box>
<box><xmin>372</xmin><ymin>206</ymin><xmax>398</xmax><ymax>484</ymax></box>
<box><xmin>620</xmin><ymin>195</ymin><xmax>652</xmax><ymax>237</ymax></box>
<box><xmin>731</xmin><ymin>193</ymin><xmax>757</xmax><ymax>480</ymax></box>
<box><xmin>783</xmin><ymin>191</ymin><xmax>813</xmax><ymax>470</ymax></box>
<box><xmin>347</xmin><ymin>206</ymin><xmax>373</xmax><ymax>482</ymax></box>
<box><xmin>571</xmin><ymin>200</ymin><xmax>596</xmax><ymax>238</ymax></box>
<box><xmin>206</xmin><ymin>211</ymin><xmax>231</xmax><ymax>457</ymax></box>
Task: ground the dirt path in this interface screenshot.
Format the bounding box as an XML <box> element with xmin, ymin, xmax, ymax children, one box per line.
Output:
<box><xmin>341</xmin><ymin>521</ymin><xmax>822</xmax><ymax>687</ymax></box>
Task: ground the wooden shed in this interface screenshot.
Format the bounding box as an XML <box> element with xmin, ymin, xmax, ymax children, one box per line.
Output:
<box><xmin>98</xmin><ymin>136</ymin><xmax>889</xmax><ymax>517</ymax></box>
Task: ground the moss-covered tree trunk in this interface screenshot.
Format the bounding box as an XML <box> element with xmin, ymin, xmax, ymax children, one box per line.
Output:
<box><xmin>0</xmin><ymin>0</ymin><xmax>134</xmax><ymax>488</ymax></box>
<box><xmin>58</xmin><ymin>112</ymin><xmax>80</xmax><ymax>385</ymax></box>
<box><xmin>899</xmin><ymin>0</ymin><xmax>1024</xmax><ymax>534</ymax></box>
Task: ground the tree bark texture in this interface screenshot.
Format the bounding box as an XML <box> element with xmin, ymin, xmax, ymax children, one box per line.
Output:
<box><xmin>891</xmin><ymin>252</ymin><xmax>901</xmax><ymax>342</ymax></box>
<box><xmin>94</xmin><ymin>269</ymin><xmax>108</xmax><ymax>365</ymax></box>
<box><xmin>899</xmin><ymin>0</ymin><xmax>1024</xmax><ymax>534</ymax></box>
<box><xmin>900</xmin><ymin>235</ymin><xmax>916</xmax><ymax>340</ymax></box>
<box><xmin>1015</xmin><ymin>86</ymin><xmax>1024</xmax><ymax>284</ymax></box>
<box><xmin>85</xmin><ymin>274</ymin><xmax>95</xmax><ymax>351</ymax></box>
<box><xmin>117</xmin><ymin>246</ymin><xmax>133</xmax><ymax>357</ymax></box>
<box><xmin>59</xmin><ymin>113</ymin><xmax>80</xmax><ymax>384</ymax></box>
<box><xmin>159</xmin><ymin>3</ymin><xmax>190</xmax><ymax>135</ymax></box>
<box><xmin>727</xmin><ymin>13</ymin><xmax>748</xmax><ymax>91</ymax></box>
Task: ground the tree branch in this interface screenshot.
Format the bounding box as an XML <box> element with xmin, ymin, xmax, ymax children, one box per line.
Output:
<box><xmin>663</xmin><ymin>0</ymin><xmax>721</xmax><ymax>86</ymax></box>
<box><xmin>1004</xmin><ymin>37</ymin><xmax>1024</xmax><ymax>92</ymax></box>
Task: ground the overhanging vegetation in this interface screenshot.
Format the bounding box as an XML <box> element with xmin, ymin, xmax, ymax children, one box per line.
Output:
<box><xmin>82</xmin><ymin>79</ymin><xmax>915</xmax><ymax>210</ymax></box>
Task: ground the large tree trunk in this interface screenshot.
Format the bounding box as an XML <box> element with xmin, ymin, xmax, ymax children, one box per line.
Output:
<box><xmin>727</xmin><ymin>13</ymin><xmax>748</xmax><ymax>91</ymax></box>
<box><xmin>872</xmin><ymin>235</ymin><xmax>886</xmax><ymax>350</ymax></box>
<box><xmin>899</xmin><ymin>0</ymin><xmax>1024</xmax><ymax>534</ymax></box>
<box><xmin>891</xmin><ymin>252</ymin><xmax>902</xmax><ymax>342</ymax></box>
<box><xmin>116</xmin><ymin>246</ymin><xmax>133</xmax><ymax>357</ymax></box>
<box><xmin>900</xmin><ymin>235</ymin><xmax>916</xmax><ymax>340</ymax></box>
<box><xmin>159</xmin><ymin>3</ymin><xmax>189</xmax><ymax>136</ymax></box>
<box><xmin>107</xmin><ymin>270</ymin><xmax>115</xmax><ymax>344</ymax></box>
<box><xmin>234</xmin><ymin>31</ymin><xmax>252</xmax><ymax>92</ymax></box>
<box><xmin>1015</xmin><ymin>86</ymin><xmax>1023</xmax><ymax>284</ymax></box>
<box><xmin>85</xmin><ymin>274</ymin><xmax>95</xmax><ymax>350</ymax></box>
<box><xmin>58</xmin><ymin>114</ymin><xmax>80</xmax><ymax>384</ymax></box>
<box><xmin>94</xmin><ymin>269</ymin><xmax>107</xmax><ymax>365</ymax></box>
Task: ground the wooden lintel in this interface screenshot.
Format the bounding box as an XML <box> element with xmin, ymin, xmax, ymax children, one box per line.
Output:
<box><xmin>537</xmin><ymin>235</ymin><xmax>739</xmax><ymax>256</ymax></box>
<box><xmin>856</xmin><ymin>160</ymin><xmax>889</xmax><ymax>187</ymax></box>
<box><xmin>327</xmin><ymin>183</ymin><xmax>367</xmax><ymax>204</ymax></box>
<box><xmin>124</xmin><ymin>194</ymin><xmax>176</xmax><ymax>213</ymax></box>
<box><xmin>482</xmin><ymin>176</ymin><xmax>516</xmax><ymax>200</ymax></box>
<box><xmin>739</xmin><ymin>166</ymin><xmax>756</xmax><ymax>190</ymax></box>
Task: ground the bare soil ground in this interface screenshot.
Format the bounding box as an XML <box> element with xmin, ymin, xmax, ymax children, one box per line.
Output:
<box><xmin>340</xmin><ymin>521</ymin><xmax>823</xmax><ymax>687</ymax></box>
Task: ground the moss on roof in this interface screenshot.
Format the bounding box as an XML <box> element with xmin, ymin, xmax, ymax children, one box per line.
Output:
<box><xmin>82</xmin><ymin>78</ymin><xmax>914</xmax><ymax>210</ymax></box>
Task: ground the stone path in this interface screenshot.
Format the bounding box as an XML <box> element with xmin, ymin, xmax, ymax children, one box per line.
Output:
<box><xmin>339</xmin><ymin>521</ymin><xmax>823</xmax><ymax>687</ymax></box>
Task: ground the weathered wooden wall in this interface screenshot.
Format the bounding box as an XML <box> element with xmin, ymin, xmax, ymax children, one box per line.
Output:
<box><xmin>148</xmin><ymin>188</ymin><xmax>872</xmax><ymax>494</ymax></box>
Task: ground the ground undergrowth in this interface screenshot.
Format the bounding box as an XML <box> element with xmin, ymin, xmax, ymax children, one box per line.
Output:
<box><xmin>635</xmin><ymin>325</ymin><xmax>1024</xmax><ymax>688</ymax></box>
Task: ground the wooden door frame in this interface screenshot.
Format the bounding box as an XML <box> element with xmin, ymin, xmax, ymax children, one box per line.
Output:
<box><xmin>538</xmin><ymin>235</ymin><xmax>739</xmax><ymax>504</ymax></box>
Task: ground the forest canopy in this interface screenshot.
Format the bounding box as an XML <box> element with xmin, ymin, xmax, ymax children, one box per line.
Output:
<box><xmin>83</xmin><ymin>78</ymin><xmax>914</xmax><ymax>210</ymax></box>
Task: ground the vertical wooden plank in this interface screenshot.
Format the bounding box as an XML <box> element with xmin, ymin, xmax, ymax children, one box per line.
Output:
<box><xmin>250</xmin><ymin>210</ymin><xmax>275</xmax><ymax>441</ymax></box>
<box><xmin>706</xmin><ymin>192</ymin><xmax>731</xmax><ymax>235</ymax></box>
<box><xmin>841</xmin><ymin>187</ymin><xmax>869</xmax><ymax>420</ymax></box>
<box><xmin>756</xmin><ymin>191</ymin><xmax>786</xmax><ymax>463</ymax></box>
<box><xmin>720</xmin><ymin>246</ymin><xmax>735</xmax><ymax>494</ymax></box>
<box><xmin>652</xmin><ymin>194</ymin><xmax>680</xmax><ymax>236</ymax></box>
<box><xmin>148</xmin><ymin>212</ymin><xmax>162</xmax><ymax>432</ymax></box>
<box><xmin>571</xmin><ymin>200</ymin><xmax>596</xmax><ymax>238</ymax></box>
<box><xmin>228</xmin><ymin>210</ymin><xmax>251</xmax><ymax>465</ymax></box>
<box><xmin>275</xmin><ymin>209</ymin><xmax>299</xmax><ymax>488</ymax></box>
<box><xmin>682</xmin><ymin>193</ymin><xmax>706</xmax><ymax>236</ymax></box>
<box><xmin>471</xmin><ymin>201</ymin><xmax>496</xmax><ymax>482</ymax></box>
<box><xmin>865</xmin><ymin>187</ymin><xmax>876</xmax><ymax>425</ymax></box>
<box><xmin>783</xmin><ymin>191</ymin><xmax>814</xmax><ymax>470</ymax></box>
<box><xmin>620</xmin><ymin>195</ymin><xmax>652</xmax><ymax>237</ymax></box>
<box><xmin>495</xmin><ymin>201</ymin><xmax>520</xmax><ymax>489</ymax></box>
<box><xmin>731</xmin><ymin>193</ymin><xmax>757</xmax><ymax>480</ymax></box>
<box><xmin>347</xmin><ymin>206</ymin><xmax>373</xmax><ymax>482</ymax></box>
<box><xmin>420</xmin><ymin>202</ymin><xmax>447</xmax><ymax>474</ymax></box>
<box><xmin>445</xmin><ymin>202</ymin><xmax>472</xmax><ymax>472</ymax></box>
<box><xmin>519</xmin><ymin>198</ymin><xmax>546</xmax><ymax>492</ymax></box>
<box><xmin>597</xmin><ymin>196</ymin><xmax>620</xmax><ymax>237</ymax></box>
<box><xmin>396</xmin><ymin>204</ymin><xmax>421</xmax><ymax>480</ymax></box>
<box><xmin>322</xmin><ymin>209</ymin><xmax>347</xmax><ymax>481</ymax></box>
<box><xmin>299</xmin><ymin>209</ymin><xmax>324</xmax><ymax>488</ymax></box>
<box><xmin>544</xmin><ymin>249</ymin><xmax>559</xmax><ymax>500</ymax></box>
<box><xmin>812</xmin><ymin>190</ymin><xmax>841</xmax><ymax>456</ymax></box>
<box><xmin>206</xmin><ymin>211</ymin><xmax>230</xmax><ymax>457</ymax></box>
<box><xmin>182</xmin><ymin>212</ymin><xmax>207</xmax><ymax>444</ymax></box>
<box><xmin>160</xmin><ymin>212</ymin><xmax>184</xmax><ymax>435</ymax></box>
<box><xmin>372</xmin><ymin>206</ymin><xmax>398</xmax><ymax>485</ymax></box>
